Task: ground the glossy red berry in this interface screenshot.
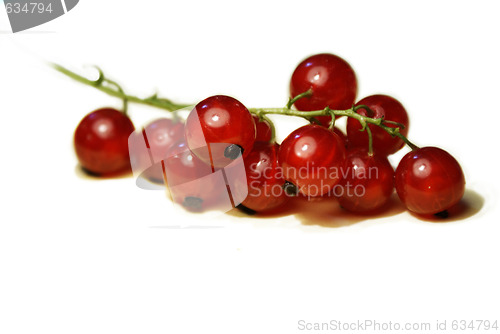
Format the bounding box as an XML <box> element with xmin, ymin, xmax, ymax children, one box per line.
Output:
<box><xmin>290</xmin><ymin>53</ymin><xmax>358</xmax><ymax>127</ymax></box>
<box><xmin>163</xmin><ymin>140</ymin><xmax>219</xmax><ymax>212</ymax></box>
<box><xmin>74</xmin><ymin>108</ymin><xmax>135</xmax><ymax>176</ymax></box>
<box><xmin>395</xmin><ymin>147</ymin><xmax>465</xmax><ymax>215</ymax></box>
<box><xmin>336</xmin><ymin>148</ymin><xmax>394</xmax><ymax>213</ymax></box>
<box><xmin>240</xmin><ymin>142</ymin><xmax>287</xmax><ymax>212</ymax></box>
<box><xmin>185</xmin><ymin>95</ymin><xmax>256</xmax><ymax>168</ymax></box>
<box><xmin>143</xmin><ymin>118</ymin><xmax>185</xmax><ymax>160</ymax></box>
<box><xmin>252</xmin><ymin>115</ymin><xmax>273</xmax><ymax>142</ymax></box>
<box><xmin>131</xmin><ymin>118</ymin><xmax>185</xmax><ymax>183</ymax></box>
<box><xmin>347</xmin><ymin>95</ymin><xmax>409</xmax><ymax>156</ymax></box>
<box><xmin>278</xmin><ymin>124</ymin><xmax>346</xmax><ymax>197</ymax></box>
<box><xmin>332</xmin><ymin>127</ymin><xmax>348</xmax><ymax>148</ymax></box>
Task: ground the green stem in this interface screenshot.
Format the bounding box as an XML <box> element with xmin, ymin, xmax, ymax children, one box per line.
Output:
<box><xmin>286</xmin><ymin>89</ymin><xmax>312</xmax><ymax>109</ymax></box>
<box><xmin>249</xmin><ymin>106</ymin><xmax>419</xmax><ymax>150</ymax></box>
<box><xmin>52</xmin><ymin>64</ymin><xmax>190</xmax><ymax>112</ymax></box>
<box><xmin>262</xmin><ymin>114</ymin><xmax>276</xmax><ymax>142</ymax></box>
<box><xmin>309</xmin><ymin>117</ymin><xmax>321</xmax><ymax>125</ymax></box>
<box><xmin>328</xmin><ymin>110</ymin><xmax>336</xmax><ymax>130</ymax></box>
<box><xmin>53</xmin><ymin>64</ymin><xmax>419</xmax><ymax>151</ymax></box>
<box><xmin>104</xmin><ymin>77</ymin><xmax>128</xmax><ymax>115</ymax></box>
<box><xmin>253</xmin><ymin>111</ymin><xmax>276</xmax><ymax>142</ymax></box>
<box><xmin>365</xmin><ymin>125</ymin><xmax>374</xmax><ymax>156</ymax></box>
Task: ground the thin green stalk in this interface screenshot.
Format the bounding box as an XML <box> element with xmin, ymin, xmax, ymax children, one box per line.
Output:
<box><xmin>249</xmin><ymin>106</ymin><xmax>419</xmax><ymax>150</ymax></box>
<box><xmin>309</xmin><ymin>117</ymin><xmax>321</xmax><ymax>125</ymax></box>
<box><xmin>365</xmin><ymin>125</ymin><xmax>374</xmax><ymax>156</ymax></box>
<box><xmin>255</xmin><ymin>113</ymin><xmax>276</xmax><ymax>142</ymax></box>
<box><xmin>52</xmin><ymin>64</ymin><xmax>191</xmax><ymax>111</ymax></box>
<box><xmin>104</xmin><ymin>77</ymin><xmax>128</xmax><ymax>114</ymax></box>
<box><xmin>286</xmin><ymin>89</ymin><xmax>312</xmax><ymax>109</ymax></box>
<box><xmin>327</xmin><ymin>110</ymin><xmax>336</xmax><ymax>130</ymax></box>
<box><xmin>53</xmin><ymin>64</ymin><xmax>419</xmax><ymax>151</ymax></box>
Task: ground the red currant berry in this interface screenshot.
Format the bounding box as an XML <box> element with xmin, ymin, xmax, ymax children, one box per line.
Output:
<box><xmin>240</xmin><ymin>142</ymin><xmax>287</xmax><ymax>212</ymax></box>
<box><xmin>278</xmin><ymin>124</ymin><xmax>346</xmax><ymax>197</ymax></box>
<box><xmin>185</xmin><ymin>95</ymin><xmax>256</xmax><ymax>168</ymax></box>
<box><xmin>332</xmin><ymin>127</ymin><xmax>348</xmax><ymax>148</ymax></box>
<box><xmin>346</xmin><ymin>95</ymin><xmax>409</xmax><ymax>156</ymax></box>
<box><xmin>132</xmin><ymin>118</ymin><xmax>185</xmax><ymax>183</ymax></box>
<box><xmin>395</xmin><ymin>147</ymin><xmax>465</xmax><ymax>215</ymax></box>
<box><xmin>163</xmin><ymin>140</ymin><xmax>220</xmax><ymax>212</ymax></box>
<box><xmin>290</xmin><ymin>53</ymin><xmax>358</xmax><ymax>126</ymax></box>
<box><xmin>74</xmin><ymin>108</ymin><xmax>135</xmax><ymax>176</ymax></box>
<box><xmin>143</xmin><ymin>118</ymin><xmax>185</xmax><ymax>161</ymax></box>
<box><xmin>252</xmin><ymin>114</ymin><xmax>273</xmax><ymax>142</ymax></box>
<box><xmin>336</xmin><ymin>148</ymin><xmax>394</xmax><ymax>213</ymax></box>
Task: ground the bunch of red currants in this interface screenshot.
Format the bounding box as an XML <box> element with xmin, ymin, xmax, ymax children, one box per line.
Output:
<box><xmin>71</xmin><ymin>53</ymin><xmax>465</xmax><ymax>217</ymax></box>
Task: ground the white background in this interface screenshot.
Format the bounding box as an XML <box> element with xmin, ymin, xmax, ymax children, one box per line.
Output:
<box><xmin>1</xmin><ymin>1</ymin><xmax>499</xmax><ymax>333</ymax></box>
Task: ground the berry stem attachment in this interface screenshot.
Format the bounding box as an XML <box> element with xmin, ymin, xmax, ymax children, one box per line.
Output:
<box><xmin>309</xmin><ymin>117</ymin><xmax>321</xmax><ymax>125</ymax></box>
<box><xmin>287</xmin><ymin>89</ymin><xmax>312</xmax><ymax>109</ymax></box>
<box><xmin>327</xmin><ymin>110</ymin><xmax>336</xmax><ymax>130</ymax></box>
<box><xmin>98</xmin><ymin>69</ymin><xmax>129</xmax><ymax>115</ymax></box>
<box><xmin>257</xmin><ymin>113</ymin><xmax>276</xmax><ymax>142</ymax></box>
<box><xmin>283</xmin><ymin>181</ymin><xmax>298</xmax><ymax>196</ymax></box>
<box><xmin>365</xmin><ymin>125</ymin><xmax>374</xmax><ymax>156</ymax></box>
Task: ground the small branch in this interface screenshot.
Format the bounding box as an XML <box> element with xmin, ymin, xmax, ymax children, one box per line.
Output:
<box><xmin>249</xmin><ymin>106</ymin><xmax>419</xmax><ymax>151</ymax></box>
<box><xmin>309</xmin><ymin>117</ymin><xmax>321</xmax><ymax>125</ymax></box>
<box><xmin>287</xmin><ymin>89</ymin><xmax>313</xmax><ymax>109</ymax></box>
<box><xmin>52</xmin><ymin>63</ymin><xmax>419</xmax><ymax>151</ymax></box>
<box><xmin>260</xmin><ymin>114</ymin><xmax>276</xmax><ymax>142</ymax></box>
<box><xmin>52</xmin><ymin>64</ymin><xmax>191</xmax><ymax>112</ymax></box>
<box><xmin>365</xmin><ymin>126</ymin><xmax>374</xmax><ymax>156</ymax></box>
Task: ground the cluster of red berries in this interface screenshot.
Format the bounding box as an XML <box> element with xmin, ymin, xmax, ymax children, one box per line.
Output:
<box><xmin>72</xmin><ymin>53</ymin><xmax>465</xmax><ymax>217</ymax></box>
